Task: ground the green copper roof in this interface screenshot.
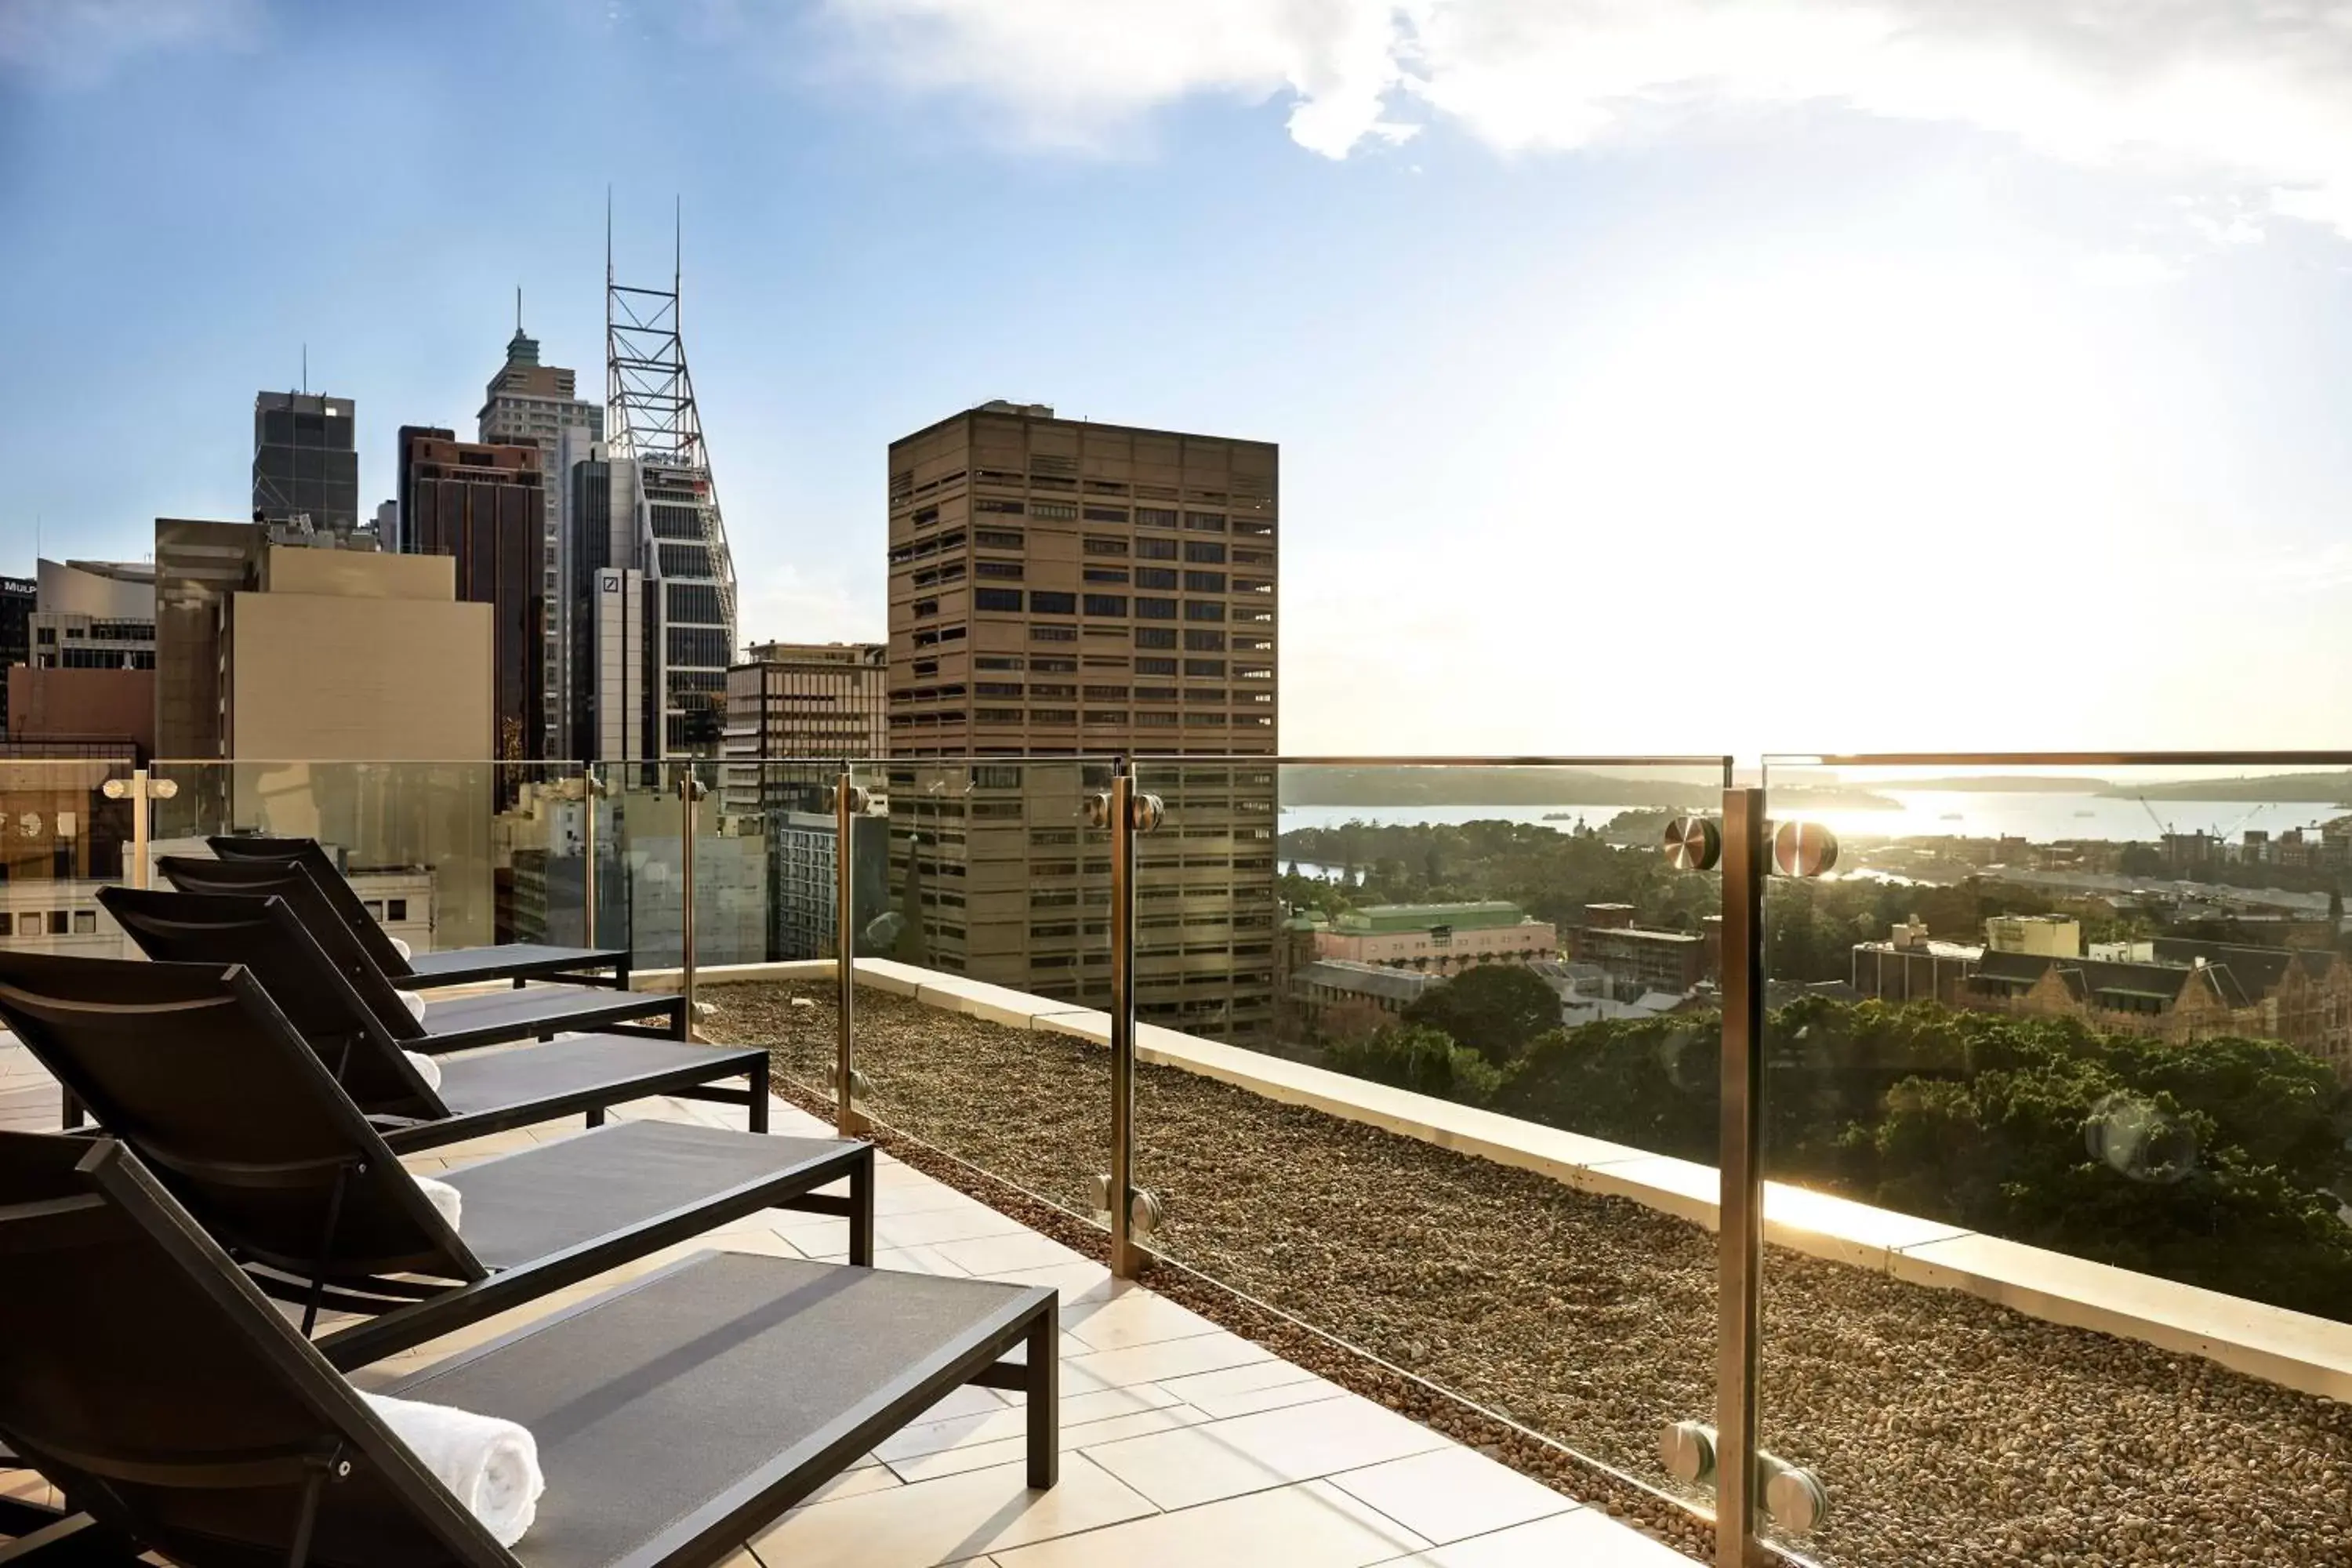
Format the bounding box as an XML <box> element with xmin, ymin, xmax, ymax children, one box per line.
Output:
<box><xmin>1334</xmin><ymin>901</ymin><xmax>1532</xmax><ymax>934</ymax></box>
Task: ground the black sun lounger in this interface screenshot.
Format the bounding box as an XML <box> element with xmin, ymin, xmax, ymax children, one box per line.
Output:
<box><xmin>209</xmin><ymin>833</ymin><xmax>633</xmax><ymax>991</ymax></box>
<box><xmin>0</xmin><ymin>1134</ymin><xmax>1055</xmax><ymax>1568</ymax></box>
<box><xmin>2</xmin><ymin>945</ymin><xmax>763</xmax><ymax>1155</ymax></box>
<box><xmin>0</xmin><ymin>959</ymin><xmax>871</xmax><ymax>1364</ymax></box>
<box><xmin>107</xmin><ymin>880</ymin><xmax>682</xmax><ymax>1051</ymax></box>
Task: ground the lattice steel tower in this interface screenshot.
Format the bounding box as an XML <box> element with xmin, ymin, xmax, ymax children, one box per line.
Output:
<box><xmin>604</xmin><ymin>198</ymin><xmax>739</xmax><ymax>754</ymax></box>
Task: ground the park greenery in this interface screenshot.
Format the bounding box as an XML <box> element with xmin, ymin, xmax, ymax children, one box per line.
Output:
<box><xmin>1326</xmin><ymin>971</ymin><xmax>2352</xmax><ymax>1321</ymax></box>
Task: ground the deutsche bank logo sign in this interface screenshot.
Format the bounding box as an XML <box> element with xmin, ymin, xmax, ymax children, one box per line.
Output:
<box><xmin>601</xmin><ymin>574</ymin><xmax>620</xmax><ymax>593</ymax></box>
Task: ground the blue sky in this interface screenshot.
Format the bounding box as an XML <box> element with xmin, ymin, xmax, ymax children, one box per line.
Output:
<box><xmin>4</xmin><ymin>0</ymin><xmax>2350</xmax><ymax>757</ymax></box>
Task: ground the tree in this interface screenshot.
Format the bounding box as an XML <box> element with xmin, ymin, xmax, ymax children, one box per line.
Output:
<box><xmin>1327</xmin><ymin>1023</ymin><xmax>1503</xmax><ymax>1102</ymax></box>
<box><xmin>1402</xmin><ymin>964</ymin><xmax>1563</xmax><ymax>1065</ymax></box>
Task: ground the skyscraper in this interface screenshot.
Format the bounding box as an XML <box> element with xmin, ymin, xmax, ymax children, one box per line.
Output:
<box><xmin>578</xmin><ymin>215</ymin><xmax>736</xmax><ymax>757</ymax></box>
<box><xmin>884</xmin><ymin>401</ymin><xmax>1280</xmax><ymax>1038</ymax></box>
<box><xmin>396</xmin><ymin>427</ymin><xmax>546</xmax><ymax>760</ymax></box>
<box><xmin>479</xmin><ymin>305</ymin><xmax>603</xmax><ymax>753</ymax></box>
<box><xmin>252</xmin><ymin>391</ymin><xmax>359</xmax><ymax>535</ymax></box>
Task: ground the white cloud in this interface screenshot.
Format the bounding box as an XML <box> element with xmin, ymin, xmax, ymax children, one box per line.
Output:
<box><xmin>0</xmin><ymin>0</ymin><xmax>259</xmax><ymax>83</ymax></box>
<box><xmin>2074</xmin><ymin>249</ymin><xmax>2181</xmax><ymax>286</ymax></box>
<box><xmin>810</xmin><ymin>0</ymin><xmax>2352</xmax><ymax>235</ymax></box>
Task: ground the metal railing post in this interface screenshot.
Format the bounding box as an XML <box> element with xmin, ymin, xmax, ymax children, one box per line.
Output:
<box><xmin>103</xmin><ymin>768</ymin><xmax>178</xmax><ymax>891</ymax></box>
<box><xmin>834</xmin><ymin>770</ymin><xmax>871</xmax><ymax>1137</ymax></box>
<box><xmin>1108</xmin><ymin>766</ymin><xmax>1145</xmax><ymax>1278</ymax></box>
<box><xmin>581</xmin><ymin>770</ymin><xmax>602</xmax><ymax>946</ymax></box>
<box><xmin>1716</xmin><ymin>786</ymin><xmax>1768</xmax><ymax>1568</ymax></box>
<box><xmin>679</xmin><ymin>768</ymin><xmax>703</xmax><ymax>1037</ymax></box>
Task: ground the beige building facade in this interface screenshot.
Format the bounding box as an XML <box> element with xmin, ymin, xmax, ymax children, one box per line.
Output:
<box><xmin>884</xmin><ymin>402</ymin><xmax>1279</xmax><ymax>1040</ymax></box>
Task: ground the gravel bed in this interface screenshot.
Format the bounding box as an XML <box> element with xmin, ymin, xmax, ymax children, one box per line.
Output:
<box><xmin>708</xmin><ymin>983</ymin><xmax>2352</xmax><ymax>1568</ymax></box>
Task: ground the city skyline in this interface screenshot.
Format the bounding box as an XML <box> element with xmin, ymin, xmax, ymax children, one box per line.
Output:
<box><xmin>5</xmin><ymin>2</ymin><xmax>2352</xmax><ymax>760</ymax></box>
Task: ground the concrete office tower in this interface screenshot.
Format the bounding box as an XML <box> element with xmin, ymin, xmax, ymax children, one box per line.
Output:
<box><xmin>607</xmin><ymin>225</ymin><xmax>736</xmax><ymax>755</ymax></box>
<box><xmin>28</xmin><ymin>560</ymin><xmax>154</xmax><ymax>671</ymax></box>
<box><xmin>562</xmin><ymin>452</ymin><xmax>651</xmax><ymax>763</ymax></box>
<box><xmin>396</xmin><ymin>428</ymin><xmax>547</xmax><ymax>760</ymax></box>
<box><xmin>884</xmin><ymin>401</ymin><xmax>1280</xmax><ymax>1040</ymax></box>
<box><xmin>724</xmin><ymin>643</ymin><xmax>887</xmax><ymax>765</ymax></box>
<box><xmin>479</xmin><ymin>312</ymin><xmax>604</xmax><ymax>753</ymax></box>
<box><xmin>0</xmin><ymin>575</ymin><xmax>32</xmax><ymax>735</ymax></box>
<box><xmin>252</xmin><ymin>392</ymin><xmax>360</xmax><ymax>535</ymax></box>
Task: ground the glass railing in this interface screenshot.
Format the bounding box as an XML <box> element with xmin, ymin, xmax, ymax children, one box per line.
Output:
<box><xmin>33</xmin><ymin>747</ymin><xmax>2352</xmax><ymax>1566</ymax></box>
<box><xmin>1757</xmin><ymin>754</ymin><xmax>2352</xmax><ymax>1565</ymax></box>
<box><xmin>1130</xmin><ymin>756</ymin><xmax>1733</xmax><ymax>1504</ymax></box>
<box><xmin>143</xmin><ymin>761</ymin><xmax>593</xmax><ymax>955</ymax></box>
<box><xmin>837</xmin><ymin>755</ymin><xmax>1116</xmax><ymax>1229</ymax></box>
<box><xmin>0</xmin><ymin>757</ymin><xmax>139</xmax><ymax>960</ymax></box>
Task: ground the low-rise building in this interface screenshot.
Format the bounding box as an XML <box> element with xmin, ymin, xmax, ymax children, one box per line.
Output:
<box><xmin>1570</xmin><ymin>920</ymin><xmax>1708</xmax><ymax>993</ymax></box>
<box><xmin>1312</xmin><ymin>901</ymin><xmax>1556</xmax><ymax>975</ymax></box>
<box><xmin>1984</xmin><ymin>913</ymin><xmax>2080</xmax><ymax>957</ymax></box>
<box><xmin>1850</xmin><ymin>917</ymin><xmax>2352</xmax><ymax>1081</ymax></box>
<box><xmin>1850</xmin><ymin>917</ymin><xmax>1986</xmax><ymax>1007</ymax></box>
<box><xmin>1290</xmin><ymin>958</ymin><xmax>1439</xmax><ymax>1038</ymax></box>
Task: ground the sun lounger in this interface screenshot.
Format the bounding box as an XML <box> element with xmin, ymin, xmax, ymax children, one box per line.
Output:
<box><xmin>206</xmin><ymin>833</ymin><xmax>632</xmax><ymax>990</ymax></box>
<box><xmin>0</xmin><ymin>1133</ymin><xmax>1056</xmax><ymax>1567</ymax></box>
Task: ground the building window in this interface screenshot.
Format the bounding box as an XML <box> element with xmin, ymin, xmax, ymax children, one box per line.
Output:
<box><xmin>1136</xmin><ymin>506</ymin><xmax>1179</xmax><ymax>528</ymax></box>
<box><xmin>1135</xmin><ymin>536</ymin><xmax>1178</xmax><ymax>560</ymax></box>
<box><xmin>1136</xmin><ymin>597</ymin><xmax>1177</xmax><ymax>619</ymax></box>
<box><xmin>1134</xmin><ymin>568</ymin><xmax>1177</xmax><ymax>589</ymax></box>
<box><xmin>975</xmin><ymin>528</ymin><xmax>1023</xmax><ymax>547</ymax></box>
<box><xmin>1185</xmin><ymin>571</ymin><xmax>1226</xmax><ymax>593</ymax></box>
<box><xmin>1082</xmin><ymin>594</ymin><xmax>1128</xmax><ymax>617</ymax></box>
<box><xmin>1136</xmin><ymin>627</ymin><xmax>1177</xmax><ymax>648</ymax></box>
<box><xmin>1029</xmin><ymin>591</ymin><xmax>1075</xmax><ymax>615</ymax></box>
<box><xmin>1185</xmin><ymin>512</ymin><xmax>1227</xmax><ymax>532</ymax></box>
<box><xmin>1032</xmin><ymin>626</ymin><xmax>1077</xmax><ymax>642</ymax></box>
<box><xmin>976</xmin><ymin>499</ymin><xmax>1025</xmax><ymax>515</ymax></box>
<box><xmin>1185</xmin><ymin>540</ymin><xmax>1227</xmax><ymax>564</ymax></box>
<box><xmin>1083</xmin><ymin>567</ymin><xmax>1129</xmax><ymax>583</ymax></box>
<box><xmin>975</xmin><ymin>561</ymin><xmax>1025</xmax><ymax>579</ymax></box>
<box><xmin>1185</xmin><ymin>630</ymin><xmax>1227</xmax><ymax>651</ymax></box>
<box><xmin>1083</xmin><ymin>506</ymin><xmax>1130</xmax><ymax>522</ymax></box>
<box><xmin>975</xmin><ymin>588</ymin><xmax>1023</xmax><ymax>612</ymax></box>
<box><xmin>1083</xmin><ymin>536</ymin><xmax>1128</xmax><ymax>556</ymax></box>
<box><xmin>1184</xmin><ymin>601</ymin><xmax>1226</xmax><ymax>622</ymax></box>
<box><xmin>976</xmin><ymin>655</ymin><xmax>1024</xmax><ymax>670</ymax></box>
<box><xmin>1031</xmin><ymin>502</ymin><xmax>1079</xmax><ymax>520</ymax></box>
<box><xmin>1136</xmin><ymin>656</ymin><xmax>1177</xmax><ymax>675</ymax></box>
<box><xmin>1185</xmin><ymin>659</ymin><xmax>1226</xmax><ymax>676</ymax></box>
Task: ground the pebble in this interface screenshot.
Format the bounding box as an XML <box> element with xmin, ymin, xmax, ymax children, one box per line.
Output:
<box><xmin>715</xmin><ymin>985</ymin><xmax>2352</xmax><ymax>1568</ymax></box>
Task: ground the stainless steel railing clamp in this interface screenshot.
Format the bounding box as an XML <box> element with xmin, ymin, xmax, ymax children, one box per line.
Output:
<box><xmin>1092</xmin><ymin>1174</ymin><xmax>1167</xmax><ymax>1240</ymax></box>
<box><xmin>1659</xmin><ymin>1420</ymin><xmax>1828</xmax><ymax>1536</ymax></box>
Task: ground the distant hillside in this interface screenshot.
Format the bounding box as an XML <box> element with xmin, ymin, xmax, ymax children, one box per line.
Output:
<box><xmin>2099</xmin><ymin>771</ymin><xmax>2352</xmax><ymax>804</ymax></box>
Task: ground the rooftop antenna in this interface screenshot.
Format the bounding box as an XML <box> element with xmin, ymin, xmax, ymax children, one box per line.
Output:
<box><xmin>517</xmin><ymin>285</ymin><xmax>523</xmax><ymax>333</ymax></box>
<box><xmin>301</xmin><ymin>343</ymin><xmax>307</xmax><ymax>395</ymax></box>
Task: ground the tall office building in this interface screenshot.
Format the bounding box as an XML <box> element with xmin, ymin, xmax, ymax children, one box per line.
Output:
<box><xmin>0</xmin><ymin>575</ymin><xmax>35</xmax><ymax>735</ymax></box>
<box><xmin>479</xmin><ymin>312</ymin><xmax>604</xmax><ymax>753</ymax></box>
<box><xmin>724</xmin><ymin>643</ymin><xmax>888</xmax><ymax>767</ymax></box>
<box><xmin>252</xmin><ymin>392</ymin><xmax>360</xmax><ymax>535</ymax></box>
<box><xmin>568</xmin><ymin>225</ymin><xmax>736</xmax><ymax>760</ymax></box>
<box><xmin>884</xmin><ymin>401</ymin><xmax>1279</xmax><ymax>1038</ymax></box>
<box><xmin>562</xmin><ymin>452</ymin><xmax>652</xmax><ymax>763</ymax></box>
<box><xmin>396</xmin><ymin>428</ymin><xmax>547</xmax><ymax>760</ymax></box>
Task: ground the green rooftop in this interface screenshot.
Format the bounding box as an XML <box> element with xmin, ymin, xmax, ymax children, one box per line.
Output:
<box><xmin>1333</xmin><ymin>901</ymin><xmax>1533</xmax><ymax>934</ymax></box>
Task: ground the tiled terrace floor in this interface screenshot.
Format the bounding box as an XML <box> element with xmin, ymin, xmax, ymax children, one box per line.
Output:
<box><xmin>0</xmin><ymin>1035</ymin><xmax>1698</xmax><ymax>1568</ymax></box>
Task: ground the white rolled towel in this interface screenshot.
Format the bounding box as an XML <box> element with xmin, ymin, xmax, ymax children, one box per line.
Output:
<box><xmin>398</xmin><ymin>990</ymin><xmax>428</xmax><ymax>1025</ymax></box>
<box><xmin>391</xmin><ymin>937</ymin><xmax>413</xmax><ymax>960</ymax></box>
<box><xmin>401</xmin><ymin>1051</ymin><xmax>443</xmax><ymax>1091</ymax></box>
<box><xmin>412</xmin><ymin>1175</ymin><xmax>462</xmax><ymax>1233</ymax></box>
<box><xmin>361</xmin><ymin>1392</ymin><xmax>543</xmax><ymax>1548</ymax></box>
